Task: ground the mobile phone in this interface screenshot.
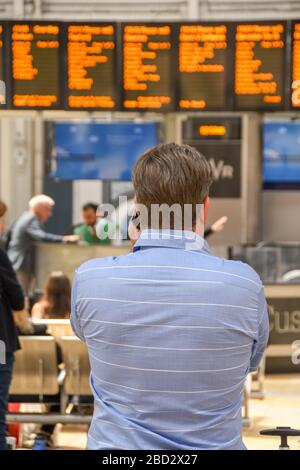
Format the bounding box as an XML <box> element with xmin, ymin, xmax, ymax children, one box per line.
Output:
<box><xmin>130</xmin><ymin>212</ymin><xmax>141</xmax><ymax>230</ymax></box>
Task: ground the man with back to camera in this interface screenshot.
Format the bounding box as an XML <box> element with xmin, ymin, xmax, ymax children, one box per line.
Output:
<box><xmin>8</xmin><ymin>194</ymin><xmax>78</xmax><ymax>296</ymax></box>
<box><xmin>71</xmin><ymin>143</ymin><xmax>269</xmax><ymax>450</ymax></box>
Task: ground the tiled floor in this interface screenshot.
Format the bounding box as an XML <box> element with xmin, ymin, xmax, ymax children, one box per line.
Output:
<box><xmin>243</xmin><ymin>374</ymin><xmax>300</xmax><ymax>450</ymax></box>
<box><xmin>54</xmin><ymin>374</ymin><xmax>300</xmax><ymax>450</ymax></box>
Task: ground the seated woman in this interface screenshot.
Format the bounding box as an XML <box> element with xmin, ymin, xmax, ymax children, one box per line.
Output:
<box><xmin>31</xmin><ymin>272</ymin><xmax>71</xmax><ymax>450</ymax></box>
<box><xmin>32</xmin><ymin>272</ymin><xmax>71</xmax><ymax>320</ymax></box>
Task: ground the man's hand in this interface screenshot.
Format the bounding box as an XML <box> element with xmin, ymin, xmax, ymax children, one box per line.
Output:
<box><xmin>63</xmin><ymin>235</ymin><xmax>79</xmax><ymax>243</ymax></box>
<box><xmin>211</xmin><ymin>216</ymin><xmax>228</xmax><ymax>233</ymax></box>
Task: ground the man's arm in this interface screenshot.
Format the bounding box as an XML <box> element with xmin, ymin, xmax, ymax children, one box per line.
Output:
<box><xmin>26</xmin><ymin>217</ymin><xmax>64</xmax><ymax>243</ymax></box>
<box><xmin>250</xmin><ymin>287</ymin><xmax>269</xmax><ymax>372</ymax></box>
<box><xmin>70</xmin><ymin>273</ymin><xmax>85</xmax><ymax>341</ymax></box>
<box><xmin>26</xmin><ymin>218</ymin><xmax>79</xmax><ymax>243</ymax></box>
<box><xmin>204</xmin><ymin>216</ymin><xmax>228</xmax><ymax>239</ymax></box>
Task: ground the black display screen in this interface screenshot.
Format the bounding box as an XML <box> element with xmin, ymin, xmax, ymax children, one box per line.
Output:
<box><xmin>64</xmin><ymin>22</ymin><xmax>118</xmax><ymax>109</ymax></box>
<box><xmin>10</xmin><ymin>22</ymin><xmax>61</xmax><ymax>108</ymax></box>
<box><xmin>0</xmin><ymin>19</ymin><xmax>295</xmax><ymax>111</ymax></box>
<box><xmin>121</xmin><ymin>23</ymin><xmax>174</xmax><ymax>111</ymax></box>
<box><xmin>234</xmin><ymin>22</ymin><xmax>286</xmax><ymax>110</ymax></box>
<box><xmin>177</xmin><ymin>23</ymin><xmax>230</xmax><ymax>110</ymax></box>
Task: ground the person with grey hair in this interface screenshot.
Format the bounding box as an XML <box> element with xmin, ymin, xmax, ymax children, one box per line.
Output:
<box><xmin>7</xmin><ymin>194</ymin><xmax>78</xmax><ymax>297</ymax></box>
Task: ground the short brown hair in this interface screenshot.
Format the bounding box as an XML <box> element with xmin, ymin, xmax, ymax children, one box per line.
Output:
<box><xmin>0</xmin><ymin>201</ymin><xmax>7</xmax><ymax>218</ymax></box>
<box><xmin>132</xmin><ymin>143</ymin><xmax>213</xmax><ymax>229</ymax></box>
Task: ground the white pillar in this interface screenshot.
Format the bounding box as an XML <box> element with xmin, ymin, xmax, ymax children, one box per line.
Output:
<box><xmin>0</xmin><ymin>116</ymin><xmax>33</xmax><ymax>223</ymax></box>
<box><xmin>188</xmin><ymin>0</ymin><xmax>199</xmax><ymax>19</ymax></box>
<box><xmin>13</xmin><ymin>0</ymin><xmax>25</xmax><ymax>18</ymax></box>
<box><xmin>33</xmin><ymin>113</ymin><xmax>44</xmax><ymax>195</ymax></box>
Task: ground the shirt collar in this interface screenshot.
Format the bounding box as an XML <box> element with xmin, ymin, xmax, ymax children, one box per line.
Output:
<box><xmin>133</xmin><ymin>229</ymin><xmax>211</xmax><ymax>254</ymax></box>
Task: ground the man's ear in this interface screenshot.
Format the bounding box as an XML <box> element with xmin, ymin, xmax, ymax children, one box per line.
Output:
<box><xmin>203</xmin><ymin>196</ymin><xmax>210</xmax><ymax>225</ymax></box>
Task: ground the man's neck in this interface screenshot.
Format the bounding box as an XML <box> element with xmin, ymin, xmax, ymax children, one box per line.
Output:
<box><xmin>140</xmin><ymin>227</ymin><xmax>205</xmax><ymax>238</ymax></box>
<box><xmin>32</xmin><ymin>210</ymin><xmax>41</xmax><ymax>222</ymax></box>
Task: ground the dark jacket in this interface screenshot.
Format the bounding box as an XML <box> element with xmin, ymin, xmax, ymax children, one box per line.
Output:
<box><xmin>7</xmin><ymin>212</ymin><xmax>64</xmax><ymax>274</ymax></box>
<box><xmin>0</xmin><ymin>249</ymin><xmax>25</xmax><ymax>352</ymax></box>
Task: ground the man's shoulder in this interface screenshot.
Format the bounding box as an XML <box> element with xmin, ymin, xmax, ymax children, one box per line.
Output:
<box><xmin>208</xmin><ymin>253</ymin><xmax>263</xmax><ymax>292</ymax></box>
<box><xmin>16</xmin><ymin>211</ymin><xmax>35</xmax><ymax>226</ymax></box>
<box><xmin>76</xmin><ymin>252</ymin><xmax>134</xmax><ymax>277</ymax></box>
<box><xmin>73</xmin><ymin>223</ymin><xmax>84</xmax><ymax>235</ymax></box>
<box><xmin>73</xmin><ymin>223</ymin><xmax>83</xmax><ymax>230</ymax></box>
<box><xmin>74</xmin><ymin>223</ymin><xmax>85</xmax><ymax>230</ymax></box>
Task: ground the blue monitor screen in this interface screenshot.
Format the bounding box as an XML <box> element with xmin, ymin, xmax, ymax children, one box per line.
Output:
<box><xmin>263</xmin><ymin>121</ymin><xmax>300</xmax><ymax>188</ymax></box>
<box><xmin>51</xmin><ymin>122</ymin><xmax>161</xmax><ymax>180</ymax></box>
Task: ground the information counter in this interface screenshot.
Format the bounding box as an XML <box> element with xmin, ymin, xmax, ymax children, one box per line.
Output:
<box><xmin>231</xmin><ymin>244</ymin><xmax>300</xmax><ymax>373</ymax></box>
<box><xmin>265</xmin><ymin>284</ymin><xmax>300</xmax><ymax>373</ymax></box>
<box><xmin>34</xmin><ymin>242</ymin><xmax>131</xmax><ymax>289</ymax></box>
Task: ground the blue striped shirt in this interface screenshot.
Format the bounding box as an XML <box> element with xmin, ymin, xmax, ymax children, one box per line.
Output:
<box><xmin>71</xmin><ymin>229</ymin><xmax>269</xmax><ymax>450</ymax></box>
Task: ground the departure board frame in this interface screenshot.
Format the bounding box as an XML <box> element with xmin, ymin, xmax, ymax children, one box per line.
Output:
<box><xmin>61</xmin><ymin>21</ymin><xmax>120</xmax><ymax>111</ymax></box>
<box><xmin>0</xmin><ymin>22</ymin><xmax>10</xmax><ymax>108</ymax></box>
<box><xmin>232</xmin><ymin>20</ymin><xmax>288</xmax><ymax>112</ymax></box>
<box><xmin>9</xmin><ymin>20</ymin><xmax>63</xmax><ymax>110</ymax></box>
<box><xmin>290</xmin><ymin>20</ymin><xmax>300</xmax><ymax>109</ymax></box>
<box><xmin>174</xmin><ymin>21</ymin><xmax>234</xmax><ymax>112</ymax></box>
<box><xmin>0</xmin><ymin>19</ymin><xmax>298</xmax><ymax>112</ymax></box>
<box><xmin>120</xmin><ymin>22</ymin><xmax>176</xmax><ymax>112</ymax></box>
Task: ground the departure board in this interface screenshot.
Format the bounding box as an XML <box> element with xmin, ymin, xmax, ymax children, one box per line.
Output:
<box><xmin>0</xmin><ymin>19</ymin><xmax>298</xmax><ymax>112</ymax></box>
<box><xmin>234</xmin><ymin>22</ymin><xmax>286</xmax><ymax>110</ymax></box>
<box><xmin>177</xmin><ymin>23</ymin><xmax>229</xmax><ymax>110</ymax></box>
<box><xmin>122</xmin><ymin>23</ymin><xmax>174</xmax><ymax>111</ymax></box>
<box><xmin>11</xmin><ymin>22</ymin><xmax>61</xmax><ymax>108</ymax></box>
<box><xmin>291</xmin><ymin>22</ymin><xmax>300</xmax><ymax>108</ymax></box>
<box><xmin>0</xmin><ymin>24</ymin><xmax>4</xmax><ymax>104</ymax></box>
<box><xmin>65</xmin><ymin>23</ymin><xmax>117</xmax><ymax>109</ymax></box>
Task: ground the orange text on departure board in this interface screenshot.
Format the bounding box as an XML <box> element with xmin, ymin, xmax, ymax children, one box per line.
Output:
<box><xmin>235</xmin><ymin>24</ymin><xmax>284</xmax><ymax>104</ymax></box>
<box><xmin>67</xmin><ymin>25</ymin><xmax>115</xmax><ymax>108</ymax></box>
<box><xmin>12</xmin><ymin>24</ymin><xmax>59</xmax><ymax>80</ymax></box>
<box><xmin>12</xmin><ymin>24</ymin><xmax>59</xmax><ymax>107</ymax></box>
<box><xmin>292</xmin><ymin>24</ymin><xmax>300</xmax><ymax>107</ymax></box>
<box><xmin>123</xmin><ymin>25</ymin><xmax>172</xmax><ymax>109</ymax></box>
<box><xmin>179</xmin><ymin>25</ymin><xmax>227</xmax><ymax>109</ymax></box>
<box><xmin>199</xmin><ymin>125</ymin><xmax>227</xmax><ymax>136</ymax></box>
<box><xmin>68</xmin><ymin>96</ymin><xmax>115</xmax><ymax>108</ymax></box>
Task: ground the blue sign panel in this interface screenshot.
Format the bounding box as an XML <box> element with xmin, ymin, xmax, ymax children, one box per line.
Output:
<box><xmin>52</xmin><ymin>122</ymin><xmax>160</xmax><ymax>180</ymax></box>
<box><xmin>263</xmin><ymin>121</ymin><xmax>300</xmax><ymax>187</ymax></box>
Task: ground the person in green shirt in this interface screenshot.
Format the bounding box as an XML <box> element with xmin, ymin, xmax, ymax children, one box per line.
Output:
<box><xmin>73</xmin><ymin>203</ymin><xmax>111</xmax><ymax>245</ymax></box>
